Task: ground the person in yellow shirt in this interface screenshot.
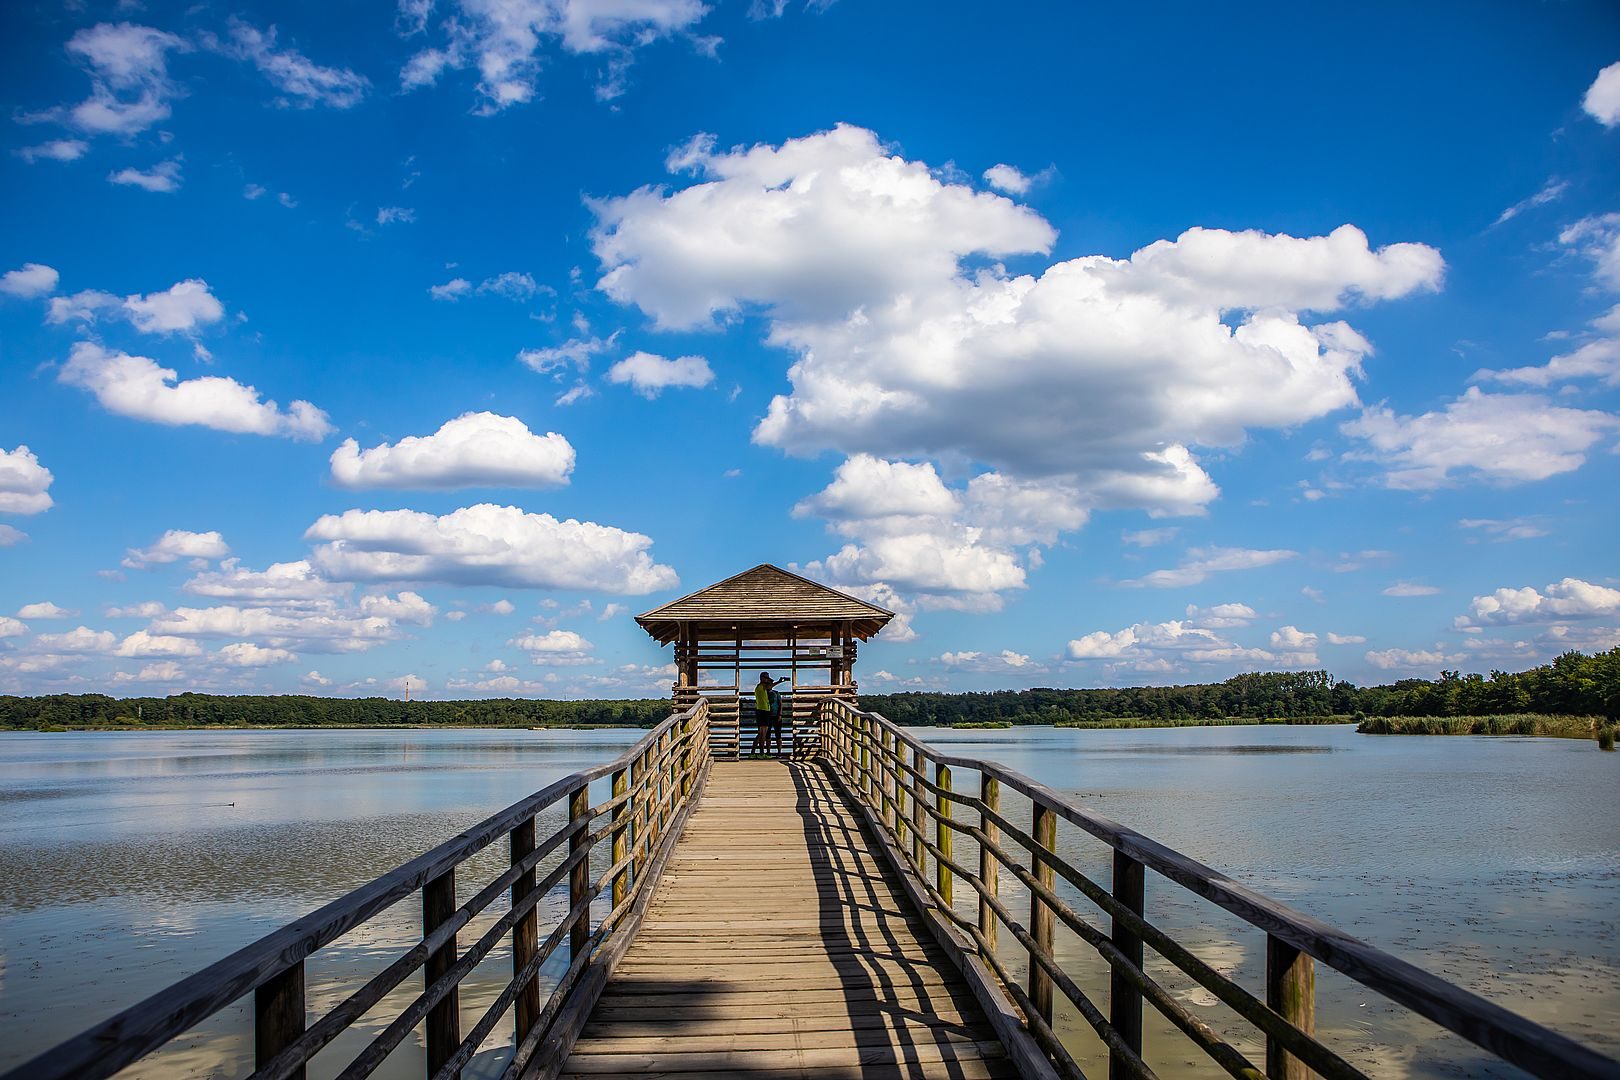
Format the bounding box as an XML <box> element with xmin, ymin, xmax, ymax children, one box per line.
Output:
<box><xmin>752</xmin><ymin>672</ymin><xmax>789</xmax><ymax>757</ymax></box>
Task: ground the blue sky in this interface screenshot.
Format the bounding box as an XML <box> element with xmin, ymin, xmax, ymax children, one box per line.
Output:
<box><xmin>2</xmin><ymin>0</ymin><xmax>1618</xmax><ymax>699</ymax></box>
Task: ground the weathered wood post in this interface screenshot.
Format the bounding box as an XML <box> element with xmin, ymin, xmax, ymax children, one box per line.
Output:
<box><xmin>568</xmin><ymin>783</ymin><xmax>591</xmax><ymax>966</ymax></box>
<box><xmin>979</xmin><ymin>774</ymin><xmax>999</xmax><ymax>955</ymax></box>
<box><xmin>611</xmin><ymin>767</ymin><xmax>630</xmax><ymax>908</ymax></box>
<box><xmin>1110</xmin><ymin>851</ymin><xmax>1146</xmax><ymax>1079</ymax></box>
<box><xmin>630</xmin><ymin>748</ymin><xmax>647</xmax><ymax>881</ymax></box>
<box><xmin>859</xmin><ymin>713</ymin><xmax>871</xmax><ymax>800</ymax></box>
<box><xmin>423</xmin><ymin>869</ymin><xmax>460</xmax><ymax>1079</ymax></box>
<box><xmin>1029</xmin><ymin>800</ymin><xmax>1056</xmax><ymax>1025</ymax></box>
<box><xmin>510</xmin><ymin>815</ymin><xmax>540</xmax><ymax>1047</ymax></box>
<box><xmin>254</xmin><ymin>962</ymin><xmax>305</xmax><ymax>1080</ymax></box>
<box><xmin>880</xmin><ymin>728</ymin><xmax>895</xmax><ymax>830</ymax></box>
<box><xmin>935</xmin><ymin>763</ymin><xmax>953</xmax><ymax>906</ymax></box>
<box><xmin>1266</xmin><ymin>935</ymin><xmax>1316</xmax><ymax>1080</ymax></box>
<box><xmin>911</xmin><ymin>747</ymin><xmax>927</xmax><ymax>870</ymax></box>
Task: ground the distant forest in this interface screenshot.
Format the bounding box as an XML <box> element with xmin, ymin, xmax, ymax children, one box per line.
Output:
<box><xmin>0</xmin><ymin>648</ymin><xmax>1615</xmax><ymax>731</ymax></box>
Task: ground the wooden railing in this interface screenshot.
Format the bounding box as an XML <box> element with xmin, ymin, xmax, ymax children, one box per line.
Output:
<box><xmin>818</xmin><ymin>698</ymin><xmax>1619</xmax><ymax>1080</ymax></box>
<box><xmin>2</xmin><ymin>700</ymin><xmax>711</xmax><ymax>1080</ymax></box>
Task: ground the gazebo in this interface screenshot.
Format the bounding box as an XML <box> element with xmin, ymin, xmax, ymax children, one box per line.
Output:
<box><xmin>636</xmin><ymin>564</ymin><xmax>893</xmax><ymax>757</ymax></box>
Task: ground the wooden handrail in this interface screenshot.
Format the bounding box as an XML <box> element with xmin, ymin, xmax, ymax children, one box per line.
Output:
<box><xmin>2</xmin><ymin>701</ymin><xmax>712</xmax><ymax>1080</ymax></box>
<box><xmin>817</xmin><ymin>698</ymin><xmax>1620</xmax><ymax>1080</ymax></box>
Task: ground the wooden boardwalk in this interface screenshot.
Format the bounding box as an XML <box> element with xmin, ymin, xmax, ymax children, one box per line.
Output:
<box><xmin>561</xmin><ymin>760</ymin><xmax>1016</xmax><ymax>1079</ymax></box>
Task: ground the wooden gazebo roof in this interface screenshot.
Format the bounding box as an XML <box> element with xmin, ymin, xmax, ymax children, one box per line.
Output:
<box><xmin>636</xmin><ymin>564</ymin><xmax>893</xmax><ymax>645</ymax></box>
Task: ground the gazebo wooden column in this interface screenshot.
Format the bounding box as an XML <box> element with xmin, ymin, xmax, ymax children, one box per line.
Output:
<box><xmin>638</xmin><ymin>566</ymin><xmax>894</xmax><ymax>760</ymax></box>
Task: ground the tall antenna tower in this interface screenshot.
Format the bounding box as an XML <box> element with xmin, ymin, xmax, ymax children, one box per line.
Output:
<box><xmin>404</xmin><ymin>676</ymin><xmax>411</xmax><ymax>703</ymax></box>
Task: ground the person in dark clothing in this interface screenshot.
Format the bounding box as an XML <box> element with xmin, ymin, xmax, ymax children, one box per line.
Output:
<box><xmin>752</xmin><ymin>672</ymin><xmax>788</xmax><ymax>757</ymax></box>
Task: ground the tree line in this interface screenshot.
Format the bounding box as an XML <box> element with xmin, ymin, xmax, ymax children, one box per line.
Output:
<box><xmin>0</xmin><ymin>649</ymin><xmax>1614</xmax><ymax>731</ymax></box>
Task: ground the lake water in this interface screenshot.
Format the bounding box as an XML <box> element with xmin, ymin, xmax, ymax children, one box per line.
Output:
<box><xmin>0</xmin><ymin>724</ymin><xmax>1615</xmax><ymax>1078</ymax></box>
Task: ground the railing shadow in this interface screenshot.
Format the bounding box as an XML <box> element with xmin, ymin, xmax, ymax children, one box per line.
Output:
<box><xmin>787</xmin><ymin>759</ymin><xmax>993</xmax><ymax>1079</ymax></box>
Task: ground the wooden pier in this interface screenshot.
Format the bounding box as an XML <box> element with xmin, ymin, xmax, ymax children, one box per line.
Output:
<box><xmin>6</xmin><ymin>697</ymin><xmax>1618</xmax><ymax>1080</ymax></box>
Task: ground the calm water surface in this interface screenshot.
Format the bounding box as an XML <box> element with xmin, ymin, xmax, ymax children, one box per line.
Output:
<box><xmin>0</xmin><ymin>724</ymin><xmax>1614</xmax><ymax>1077</ymax></box>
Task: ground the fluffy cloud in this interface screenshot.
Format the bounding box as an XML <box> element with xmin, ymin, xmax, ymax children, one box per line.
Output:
<box><xmin>518</xmin><ymin>333</ymin><xmax>618</xmax><ymax>375</ymax></box>
<box><xmin>215</xmin><ymin>19</ymin><xmax>369</xmax><ymax>108</ymax></box>
<box><xmin>511</xmin><ymin>628</ymin><xmax>594</xmax><ymax>665</ymax></box>
<box><xmin>1326</xmin><ymin>632</ymin><xmax>1366</xmax><ymax>645</ymax></box>
<box><xmin>113</xmin><ymin>630</ymin><xmax>203</xmax><ymax>658</ymax></box>
<box><xmin>1344</xmin><ymin>388</ymin><xmax>1617</xmax><ymax>489</ymax></box>
<box><xmin>1584</xmin><ymin>61</ymin><xmax>1620</xmax><ymax>127</ymax></box>
<box><xmin>982</xmin><ymin>163</ymin><xmax>1037</xmax><ymax>195</ymax></box>
<box><xmin>34</xmin><ymin>626</ymin><xmax>119</xmax><ymax>653</ymax></box>
<box><xmin>1475</xmin><ymin>305</ymin><xmax>1620</xmax><ymax>389</ymax></box>
<box><xmin>1067</xmin><ymin>620</ymin><xmax>1221</xmax><ymax>659</ymax></box>
<box><xmin>792</xmin><ymin>457</ymin><xmax>1088</xmax><ymax>610</ymax></box>
<box><xmin>17</xmin><ymin>602</ymin><xmax>76</xmax><ymax>619</ymax></box>
<box><xmin>150</xmin><ymin>605</ymin><xmax>404</xmax><ymax>653</ymax></box>
<box><xmin>606</xmin><ymin>351</ymin><xmax>714</xmax><ymax>397</ymax></box>
<box><xmin>1123</xmin><ymin>546</ymin><xmax>1297</xmax><ymax>588</ymax></box>
<box><xmin>59</xmin><ymin>343</ymin><xmax>333</xmax><ymax>440</ymax></box>
<box><xmin>794</xmin><ymin>455</ymin><xmax>958</xmax><ymax>522</ymax></box>
<box><xmin>108</xmin><ymin>159</ymin><xmax>182</xmax><ymax>193</ymax></box>
<box><xmin>1464</xmin><ymin>578</ymin><xmax>1620</xmax><ymax>625</ymax></box>
<box><xmin>1559</xmin><ymin>214</ymin><xmax>1620</xmax><ymax>292</ymax></box>
<box><xmin>0</xmin><ymin>525</ymin><xmax>27</xmax><ymax>547</ymax></box>
<box><xmin>401</xmin><ymin>0</ymin><xmax>710</xmax><ymax>108</ymax></box>
<box><xmin>1</xmin><ymin>263</ymin><xmax>60</xmax><ymax>298</ymax></box>
<box><xmin>431</xmin><ymin>271</ymin><xmax>544</xmax><ymax>302</ymax></box>
<box><xmin>0</xmin><ymin>617</ymin><xmax>28</xmax><ymax>638</ymax></box>
<box><xmin>1270</xmin><ymin>625</ymin><xmax>1318</xmax><ymax>650</ymax></box>
<box><xmin>937</xmin><ymin>649</ymin><xmax>1036</xmax><ymax>671</ymax></box>
<box><xmin>105</xmin><ymin>601</ymin><xmax>167</xmax><ymax>618</ymax></box>
<box><xmin>124</xmin><ymin>529</ymin><xmax>230</xmax><ymax>569</ymax></box>
<box><xmin>0</xmin><ymin>446</ymin><xmax>55</xmax><ymax>515</ymax></box>
<box><xmin>59</xmin><ymin>23</ymin><xmax>189</xmax><ymax>136</ymax></box>
<box><xmin>331</xmin><ymin>412</ymin><xmax>575</xmax><ymax>490</ymax></box>
<box><xmin>1185</xmin><ymin>602</ymin><xmax>1256</xmax><ymax>628</ymax></box>
<box><xmin>183</xmin><ymin>559</ymin><xmax>348</xmax><ymax>603</ymax></box>
<box><xmin>305</xmin><ymin>504</ymin><xmax>678</xmax><ymax>593</ymax></box>
<box><xmin>48</xmin><ymin>278</ymin><xmax>225</xmax><ymax>334</ymax></box>
<box><xmin>358</xmin><ymin>591</ymin><xmax>437</xmax><ymax>625</ymax></box>
<box><xmin>1458</xmin><ymin>517</ymin><xmax>1549</xmax><ymax>542</ymax></box>
<box><xmin>17</xmin><ymin>140</ymin><xmax>89</xmax><ymax>164</ymax></box>
<box><xmin>593</xmin><ymin>126</ymin><xmax>1440</xmax><ymax>522</ymax></box>
<box><xmin>1365</xmin><ymin>648</ymin><xmax>1463</xmax><ymax>672</ymax></box>
<box><xmin>218</xmin><ymin>642</ymin><xmax>298</xmax><ymax>666</ymax></box>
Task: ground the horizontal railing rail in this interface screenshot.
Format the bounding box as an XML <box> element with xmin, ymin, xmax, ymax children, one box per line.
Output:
<box><xmin>818</xmin><ymin>697</ymin><xmax>1620</xmax><ymax>1080</ymax></box>
<box><xmin>4</xmin><ymin>699</ymin><xmax>711</xmax><ymax>1080</ymax></box>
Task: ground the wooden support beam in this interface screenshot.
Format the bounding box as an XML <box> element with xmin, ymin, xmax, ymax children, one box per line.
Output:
<box><xmin>1109</xmin><ymin>850</ymin><xmax>1146</xmax><ymax>1080</ymax></box>
<box><xmin>1266</xmin><ymin>934</ymin><xmax>1316</xmax><ymax>1080</ymax></box>
<box><xmin>254</xmin><ymin>962</ymin><xmax>305</xmax><ymax>1080</ymax></box>
<box><xmin>423</xmin><ymin>870</ymin><xmax>460</xmax><ymax>1080</ymax></box>
<box><xmin>511</xmin><ymin>816</ymin><xmax>540</xmax><ymax>1047</ymax></box>
<box><xmin>1029</xmin><ymin>801</ymin><xmax>1056</xmax><ymax>1025</ymax></box>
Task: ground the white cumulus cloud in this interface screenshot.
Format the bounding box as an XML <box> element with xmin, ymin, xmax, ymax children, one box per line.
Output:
<box><xmin>305</xmin><ymin>504</ymin><xmax>678</xmax><ymax>593</ymax></box>
<box><xmin>17</xmin><ymin>602</ymin><xmax>76</xmax><ymax>619</ymax></box>
<box><xmin>511</xmin><ymin>628</ymin><xmax>594</xmax><ymax>665</ymax></box>
<box><xmin>123</xmin><ymin>529</ymin><xmax>230</xmax><ymax>569</ymax></box>
<box><xmin>1465</xmin><ymin>578</ymin><xmax>1620</xmax><ymax>625</ymax></box>
<box><xmin>606</xmin><ymin>351</ymin><xmax>714</xmax><ymax>397</ymax></box>
<box><xmin>0</xmin><ymin>446</ymin><xmax>55</xmax><ymax>515</ymax></box>
<box><xmin>1</xmin><ymin>263</ymin><xmax>60</xmax><ymax>298</ymax></box>
<box><xmin>108</xmin><ymin>158</ymin><xmax>182</xmax><ymax>193</ymax></box>
<box><xmin>1583</xmin><ymin>61</ymin><xmax>1620</xmax><ymax>127</ymax></box>
<box><xmin>59</xmin><ymin>342</ymin><xmax>333</xmax><ymax>440</ymax></box>
<box><xmin>331</xmin><ymin>412</ymin><xmax>575</xmax><ymax>490</ymax></box>
<box><xmin>1343</xmin><ymin>387</ymin><xmax>1618</xmax><ymax>489</ymax></box>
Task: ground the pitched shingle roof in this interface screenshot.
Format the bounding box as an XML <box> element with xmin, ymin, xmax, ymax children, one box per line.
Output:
<box><xmin>636</xmin><ymin>564</ymin><xmax>893</xmax><ymax>643</ymax></box>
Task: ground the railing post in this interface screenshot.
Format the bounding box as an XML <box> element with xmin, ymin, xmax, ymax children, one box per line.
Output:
<box><xmin>979</xmin><ymin>774</ymin><xmax>999</xmax><ymax>956</ymax></box>
<box><xmin>611</xmin><ymin>767</ymin><xmax>630</xmax><ymax>908</ymax></box>
<box><xmin>1266</xmin><ymin>935</ymin><xmax>1316</xmax><ymax>1080</ymax></box>
<box><xmin>511</xmin><ymin>816</ymin><xmax>540</xmax><ymax>1048</ymax></box>
<box><xmin>423</xmin><ymin>869</ymin><xmax>460</xmax><ymax>1080</ymax></box>
<box><xmin>910</xmin><ymin>747</ymin><xmax>926</xmax><ymax>870</ymax></box>
<box><xmin>678</xmin><ymin>711</ymin><xmax>692</xmax><ymax>801</ymax></box>
<box><xmin>255</xmin><ymin>961</ymin><xmax>305</xmax><ymax>1080</ymax></box>
<box><xmin>569</xmin><ymin>783</ymin><xmax>591</xmax><ymax>965</ymax></box>
<box><xmin>1029</xmin><ymin>800</ymin><xmax>1056</xmax><ymax>1025</ymax></box>
<box><xmin>881</xmin><ymin>728</ymin><xmax>896</xmax><ymax>830</ymax></box>
<box><xmin>1109</xmin><ymin>851</ymin><xmax>1145</xmax><ymax>1079</ymax></box>
<box><xmin>631</xmin><ymin>748</ymin><xmax>647</xmax><ymax>881</ymax></box>
<box><xmin>859</xmin><ymin>714</ymin><xmax>870</xmax><ymax>800</ymax></box>
<box><xmin>935</xmin><ymin>763</ymin><xmax>952</xmax><ymax>905</ymax></box>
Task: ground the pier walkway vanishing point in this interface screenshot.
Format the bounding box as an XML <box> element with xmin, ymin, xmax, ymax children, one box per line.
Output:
<box><xmin>7</xmin><ymin>698</ymin><xmax>1619</xmax><ymax>1080</ymax></box>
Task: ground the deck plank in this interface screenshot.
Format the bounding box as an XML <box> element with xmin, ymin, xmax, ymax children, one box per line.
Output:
<box><xmin>560</xmin><ymin>761</ymin><xmax>1010</xmax><ymax>1078</ymax></box>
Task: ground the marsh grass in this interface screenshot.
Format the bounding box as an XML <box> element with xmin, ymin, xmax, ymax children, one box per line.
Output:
<box><xmin>1053</xmin><ymin>715</ymin><xmax>1346</xmax><ymax>730</ymax></box>
<box><xmin>1357</xmin><ymin>714</ymin><xmax>1603</xmax><ymax>740</ymax></box>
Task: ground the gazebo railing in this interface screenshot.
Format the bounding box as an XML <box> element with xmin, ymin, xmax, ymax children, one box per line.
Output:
<box><xmin>818</xmin><ymin>697</ymin><xmax>1619</xmax><ymax>1080</ymax></box>
<box><xmin>2</xmin><ymin>700</ymin><xmax>711</xmax><ymax>1080</ymax></box>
